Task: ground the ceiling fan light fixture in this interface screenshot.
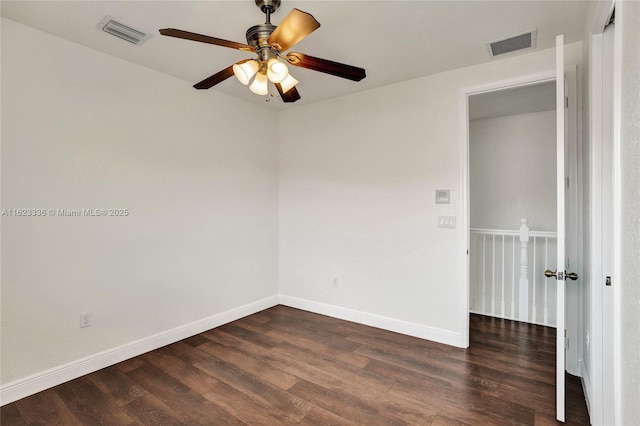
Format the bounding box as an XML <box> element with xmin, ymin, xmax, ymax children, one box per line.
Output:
<box><xmin>233</xmin><ymin>59</ymin><xmax>259</xmax><ymax>85</ymax></box>
<box><xmin>249</xmin><ymin>71</ymin><xmax>269</xmax><ymax>95</ymax></box>
<box><xmin>267</xmin><ymin>58</ymin><xmax>289</xmax><ymax>83</ymax></box>
<box><xmin>159</xmin><ymin>1</ymin><xmax>366</xmax><ymax>104</ymax></box>
<box><xmin>279</xmin><ymin>73</ymin><xmax>299</xmax><ymax>93</ymax></box>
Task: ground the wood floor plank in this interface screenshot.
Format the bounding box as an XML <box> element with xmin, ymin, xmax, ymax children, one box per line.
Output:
<box><xmin>349</xmin><ymin>333</ymin><xmax>471</xmax><ymax>378</ymax></box>
<box><xmin>265</xmin><ymin>342</ymin><xmax>438</xmax><ymax>424</ymax></box>
<box><xmin>471</xmin><ymin>363</ymin><xmax>555</xmax><ymax>398</ymax></box>
<box><xmin>254</xmin><ymin>319</ymin><xmax>371</xmax><ymax>368</ymax></box>
<box><xmin>288</xmin><ymin>378</ymin><xmax>408</xmax><ymax>426</ymax></box>
<box><xmin>194</xmin><ymin>354</ymin><xmax>313</xmax><ymax>422</ymax></box>
<box><xmin>431</xmin><ymin>413</ymin><xmax>474</xmax><ymax>426</ymax></box>
<box><xmin>0</xmin><ymin>403</ymin><xmax>26</xmax><ymax>426</ymax></box>
<box><xmin>53</xmin><ymin>376</ymin><xmax>134</xmax><ymax>425</ymax></box>
<box><xmin>202</xmin><ymin>380</ymin><xmax>299</xmax><ymax>425</ymax></box>
<box><xmin>446</xmin><ymin>346</ymin><xmax>556</xmax><ymax>385</ymax></box>
<box><xmin>121</xmin><ymin>393</ymin><xmax>188</xmax><ymax>425</ymax></box>
<box><xmin>298</xmin><ymin>405</ymin><xmax>358</xmax><ymax>426</ymax></box>
<box><xmin>126</xmin><ymin>363</ymin><xmax>244</xmax><ymax>424</ymax></box>
<box><xmin>270</xmin><ymin>341</ymin><xmax>396</xmax><ymax>394</ymax></box>
<box><xmin>0</xmin><ymin>308</ymin><xmax>589</xmax><ymax>425</ymax></box>
<box><xmin>181</xmin><ymin>334</ymin><xmax>210</xmax><ymax>347</ymax></box>
<box><xmin>140</xmin><ymin>348</ymin><xmax>220</xmax><ymax>395</ymax></box>
<box><xmin>153</xmin><ymin>340</ymin><xmax>212</xmax><ymax>365</ymax></box>
<box><xmin>368</xmin><ymin>356</ymin><xmax>536</xmax><ymax>425</ymax></box>
<box><xmin>216</xmin><ymin>322</ymin><xmax>281</xmax><ymax>348</ymax></box>
<box><xmin>196</xmin><ymin>338</ymin><xmax>301</xmax><ymax>390</ymax></box>
<box><xmin>115</xmin><ymin>356</ymin><xmax>147</xmax><ymax>373</ymax></box>
<box><xmin>355</xmin><ymin>344</ymin><xmax>473</xmax><ymax>384</ymax></box>
<box><xmin>342</xmin><ymin>321</ymin><xmax>455</xmax><ymax>356</ymax></box>
<box><xmin>88</xmin><ymin>365</ymin><xmax>147</xmax><ymax>407</ymax></box>
<box><xmin>13</xmin><ymin>388</ymin><xmax>80</xmax><ymax>426</ymax></box>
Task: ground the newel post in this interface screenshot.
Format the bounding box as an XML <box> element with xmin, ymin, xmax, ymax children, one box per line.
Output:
<box><xmin>518</xmin><ymin>218</ymin><xmax>530</xmax><ymax>322</ymax></box>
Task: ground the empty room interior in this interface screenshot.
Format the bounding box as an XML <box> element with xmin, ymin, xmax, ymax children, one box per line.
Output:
<box><xmin>1</xmin><ymin>1</ymin><xmax>639</xmax><ymax>424</ymax></box>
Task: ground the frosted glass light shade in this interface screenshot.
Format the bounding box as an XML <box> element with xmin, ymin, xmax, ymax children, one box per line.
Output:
<box><xmin>233</xmin><ymin>60</ymin><xmax>259</xmax><ymax>85</ymax></box>
<box><xmin>279</xmin><ymin>73</ymin><xmax>299</xmax><ymax>93</ymax></box>
<box><xmin>249</xmin><ymin>72</ymin><xmax>269</xmax><ymax>95</ymax></box>
<box><xmin>267</xmin><ymin>58</ymin><xmax>289</xmax><ymax>83</ymax></box>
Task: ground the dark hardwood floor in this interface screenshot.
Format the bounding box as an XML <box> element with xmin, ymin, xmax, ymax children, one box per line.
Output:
<box><xmin>1</xmin><ymin>306</ymin><xmax>589</xmax><ymax>425</ymax></box>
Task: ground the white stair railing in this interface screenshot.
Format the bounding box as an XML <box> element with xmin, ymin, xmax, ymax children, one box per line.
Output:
<box><xmin>470</xmin><ymin>219</ymin><xmax>558</xmax><ymax>327</ymax></box>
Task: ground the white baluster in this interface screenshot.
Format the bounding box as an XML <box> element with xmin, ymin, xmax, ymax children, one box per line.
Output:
<box><xmin>532</xmin><ymin>236</ymin><xmax>537</xmax><ymax>324</ymax></box>
<box><xmin>471</xmin><ymin>234</ymin><xmax>476</xmax><ymax>311</ymax></box>
<box><xmin>518</xmin><ymin>219</ymin><xmax>530</xmax><ymax>322</ymax></box>
<box><xmin>544</xmin><ymin>236</ymin><xmax>549</xmax><ymax>325</ymax></box>
<box><xmin>492</xmin><ymin>234</ymin><xmax>496</xmax><ymax>315</ymax></box>
<box><xmin>482</xmin><ymin>234</ymin><xmax>486</xmax><ymax>313</ymax></box>
<box><xmin>501</xmin><ymin>235</ymin><xmax>505</xmax><ymax>318</ymax></box>
<box><xmin>511</xmin><ymin>235</ymin><xmax>516</xmax><ymax>320</ymax></box>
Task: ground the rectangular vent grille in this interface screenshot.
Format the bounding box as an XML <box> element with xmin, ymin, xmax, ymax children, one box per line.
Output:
<box><xmin>487</xmin><ymin>30</ymin><xmax>536</xmax><ymax>58</ymax></box>
<box><xmin>98</xmin><ymin>16</ymin><xmax>150</xmax><ymax>45</ymax></box>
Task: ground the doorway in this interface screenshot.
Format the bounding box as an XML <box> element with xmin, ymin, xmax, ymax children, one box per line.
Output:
<box><xmin>461</xmin><ymin>61</ymin><xmax>583</xmax><ymax>421</ymax></box>
<box><xmin>467</xmin><ymin>81</ymin><xmax>558</xmax><ymax>327</ymax></box>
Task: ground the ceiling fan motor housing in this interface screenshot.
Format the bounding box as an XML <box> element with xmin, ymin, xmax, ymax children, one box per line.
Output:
<box><xmin>246</xmin><ymin>24</ymin><xmax>278</xmax><ymax>63</ymax></box>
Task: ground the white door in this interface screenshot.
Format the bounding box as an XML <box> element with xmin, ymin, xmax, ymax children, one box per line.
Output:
<box><xmin>546</xmin><ymin>34</ymin><xmax>580</xmax><ymax>422</ymax></box>
<box><xmin>553</xmin><ymin>33</ymin><xmax>570</xmax><ymax>423</ymax></box>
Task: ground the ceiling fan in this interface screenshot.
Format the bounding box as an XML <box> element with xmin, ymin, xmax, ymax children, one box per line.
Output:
<box><xmin>159</xmin><ymin>0</ymin><xmax>366</xmax><ymax>103</ymax></box>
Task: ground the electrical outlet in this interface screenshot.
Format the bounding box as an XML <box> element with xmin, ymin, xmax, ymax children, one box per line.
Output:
<box><xmin>80</xmin><ymin>312</ymin><xmax>92</xmax><ymax>328</ymax></box>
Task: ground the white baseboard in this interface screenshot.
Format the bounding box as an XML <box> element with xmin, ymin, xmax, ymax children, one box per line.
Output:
<box><xmin>0</xmin><ymin>295</ymin><xmax>279</xmax><ymax>406</ymax></box>
<box><xmin>2</xmin><ymin>294</ymin><xmax>465</xmax><ymax>405</ymax></box>
<box><xmin>278</xmin><ymin>294</ymin><xmax>464</xmax><ymax>348</ymax></box>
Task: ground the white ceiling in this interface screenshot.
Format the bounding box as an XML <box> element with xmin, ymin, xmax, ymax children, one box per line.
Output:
<box><xmin>0</xmin><ymin>1</ymin><xmax>592</xmax><ymax>110</ymax></box>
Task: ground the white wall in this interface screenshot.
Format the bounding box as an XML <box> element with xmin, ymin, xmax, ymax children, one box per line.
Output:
<box><xmin>469</xmin><ymin>110</ymin><xmax>557</xmax><ymax>232</ymax></box>
<box><xmin>0</xmin><ymin>18</ymin><xmax>279</xmax><ymax>387</ymax></box>
<box><xmin>278</xmin><ymin>42</ymin><xmax>583</xmax><ymax>346</ymax></box>
<box><xmin>618</xmin><ymin>1</ymin><xmax>640</xmax><ymax>423</ymax></box>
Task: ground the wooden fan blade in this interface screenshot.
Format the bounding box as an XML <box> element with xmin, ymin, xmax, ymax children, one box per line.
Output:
<box><xmin>159</xmin><ymin>28</ymin><xmax>255</xmax><ymax>52</ymax></box>
<box><xmin>268</xmin><ymin>9</ymin><xmax>320</xmax><ymax>52</ymax></box>
<box><xmin>275</xmin><ymin>83</ymin><xmax>301</xmax><ymax>103</ymax></box>
<box><xmin>193</xmin><ymin>66</ymin><xmax>235</xmax><ymax>90</ymax></box>
<box><xmin>285</xmin><ymin>52</ymin><xmax>366</xmax><ymax>81</ymax></box>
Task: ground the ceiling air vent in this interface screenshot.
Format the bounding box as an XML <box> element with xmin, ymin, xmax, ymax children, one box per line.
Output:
<box><xmin>487</xmin><ymin>30</ymin><xmax>537</xmax><ymax>58</ymax></box>
<box><xmin>98</xmin><ymin>16</ymin><xmax>151</xmax><ymax>45</ymax></box>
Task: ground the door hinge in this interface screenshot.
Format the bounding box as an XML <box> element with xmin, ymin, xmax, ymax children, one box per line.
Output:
<box><xmin>565</xmin><ymin>96</ymin><xmax>569</xmax><ymax>108</ymax></box>
<box><xmin>566</xmin><ymin>176</ymin><xmax>570</xmax><ymax>188</ymax></box>
<box><xmin>565</xmin><ymin>337</ymin><xmax>570</xmax><ymax>349</ymax></box>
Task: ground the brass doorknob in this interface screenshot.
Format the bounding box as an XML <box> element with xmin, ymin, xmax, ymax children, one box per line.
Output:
<box><xmin>566</xmin><ymin>272</ymin><xmax>579</xmax><ymax>280</ymax></box>
<box><xmin>544</xmin><ymin>269</ymin><xmax>557</xmax><ymax>278</ymax></box>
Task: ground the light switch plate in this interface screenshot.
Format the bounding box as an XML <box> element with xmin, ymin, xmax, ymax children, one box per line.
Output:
<box><xmin>438</xmin><ymin>216</ymin><xmax>456</xmax><ymax>228</ymax></box>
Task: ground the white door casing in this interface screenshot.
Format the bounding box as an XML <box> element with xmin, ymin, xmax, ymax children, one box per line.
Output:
<box><xmin>555</xmin><ymin>33</ymin><xmax>567</xmax><ymax>423</ymax></box>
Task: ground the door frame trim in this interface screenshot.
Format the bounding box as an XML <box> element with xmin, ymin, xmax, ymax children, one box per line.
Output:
<box><xmin>459</xmin><ymin>70</ymin><xmax>556</xmax><ymax>349</ymax></box>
